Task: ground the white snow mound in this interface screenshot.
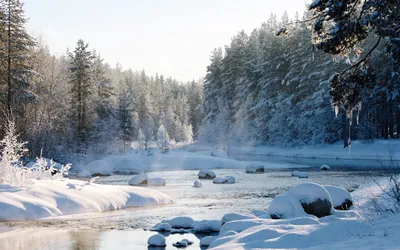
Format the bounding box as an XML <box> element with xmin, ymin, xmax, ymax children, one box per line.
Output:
<box><xmin>148</xmin><ymin>177</ymin><xmax>166</xmax><ymax>186</ymax></box>
<box><xmin>147</xmin><ymin>234</ymin><xmax>166</xmax><ymax>247</ymax></box>
<box><xmin>288</xmin><ymin>183</ymin><xmax>332</xmax><ymax>205</ymax></box>
<box><xmin>198</xmin><ymin>169</ymin><xmax>216</xmax><ymax>179</ymax></box>
<box><xmin>128</xmin><ymin>173</ymin><xmax>148</xmax><ymax>185</ymax></box>
<box><xmin>193</xmin><ymin>180</ymin><xmax>203</xmax><ymax>188</ymax></box>
<box><xmin>0</xmin><ymin>179</ymin><xmax>173</xmax><ymax>220</ymax></box>
<box><xmin>266</xmin><ymin>194</ymin><xmax>307</xmax><ymax>219</ymax></box>
<box><xmin>151</xmin><ymin>223</ymin><xmax>172</xmax><ymax>232</ymax></box>
<box><xmin>192</xmin><ymin>220</ymin><xmax>221</xmax><ymax>233</ymax></box>
<box><xmin>246</xmin><ymin>164</ymin><xmax>265</xmax><ymax>173</ymax></box>
<box><xmin>161</xmin><ymin>216</ymin><xmax>195</xmax><ymax>229</ymax></box>
<box><xmin>324</xmin><ymin>185</ymin><xmax>352</xmax><ymax>208</ymax></box>
<box><xmin>320</xmin><ymin>164</ymin><xmax>331</xmax><ymax>170</ymax></box>
<box><xmin>292</xmin><ymin>171</ymin><xmax>308</xmax><ymax>178</ymax></box>
<box><xmin>221</xmin><ymin>213</ymin><xmax>257</xmax><ymax>225</ymax></box>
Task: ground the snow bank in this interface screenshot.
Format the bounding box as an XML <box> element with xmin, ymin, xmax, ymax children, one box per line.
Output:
<box><xmin>266</xmin><ymin>194</ymin><xmax>307</xmax><ymax>219</ymax></box>
<box><xmin>147</xmin><ymin>234</ymin><xmax>166</xmax><ymax>247</ymax></box>
<box><xmin>192</xmin><ymin>220</ymin><xmax>221</xmax><ymax>233</ymax></box>
<box><xmin>84</xmin><ymin>160</ymin><xmax>113</xmax><ymax>176</ymax></box>
<box><xmin>324</xmin><ymin>185</ymin><xmax>353</xmax><ymax>210</ymax></box>
<box><xmin>200</xmin><ymin>236</ymin><xmax>218</xmax><ymax>246</ymax></box>
<box><xmin>221</xmin><ymin>213</ymin><xmax>257</xmax><ymax>225</ymax></box>
<box><xmin>245</xmin><ymin>164</ymin><xmax>265</xmax><ymax>173</ymax></box>
<box><xmin>198</xmin><ymin>169</ymin><xmax>216</xmax><ymax>179</ymax></box>
<box><xmin>0</xmin><ymin>179</ymin><xmax>173</xmax><ymax>220</ymax></box>
<box><xmin>161</xmin><ymin>216</ymin><xmax>194</xmax><ymax>229</ymax></box>
<box><xmin>128</xmin><ymin>173</ymin><xmax>148</xmax><ymax>185</ymax></box>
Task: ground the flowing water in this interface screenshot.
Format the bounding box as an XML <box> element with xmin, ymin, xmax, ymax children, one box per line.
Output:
<box><xmin>0</xmin><ymin>168</ymin><xmax>389</xmax><ymax>250</ymax></box>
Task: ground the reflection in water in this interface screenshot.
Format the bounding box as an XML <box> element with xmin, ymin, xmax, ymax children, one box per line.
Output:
<box><xmin>0</xmin><ymin>228</ymin><xmax>207</xmax><ymax>250</ymax></box>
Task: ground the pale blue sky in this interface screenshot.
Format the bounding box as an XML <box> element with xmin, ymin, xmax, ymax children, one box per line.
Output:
<box><xmin>25</xmin><ymin>0</ymin><xmax>308</xmax><ymax>81</ymax></box>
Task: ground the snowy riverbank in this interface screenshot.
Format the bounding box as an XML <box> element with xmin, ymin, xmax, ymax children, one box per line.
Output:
<box><xmin>0</xmin><ymin>179</ymin><xmax>173</xmax><ymax>220</ymax></box>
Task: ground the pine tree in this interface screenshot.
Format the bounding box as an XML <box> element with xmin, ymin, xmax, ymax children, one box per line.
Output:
<box><xmin>68</xmin><ymin>39</ymin><xmax>94</xmax><ymax>148</ymax></box>
<box><xmin>0</xmin><ymin>0</ymin><xmax>36</xmax><ymax>133</ymax></box>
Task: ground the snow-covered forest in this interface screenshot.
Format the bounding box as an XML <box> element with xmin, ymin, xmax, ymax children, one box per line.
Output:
<box><xmin>201</xmin><ymin>11</ymin><xmax>400</xmax><ymax>147</ymax></box>
<box><xmin>0</xmin><ymin>1</ymin><xmax>204</xmax><ymax>159</ymax></box>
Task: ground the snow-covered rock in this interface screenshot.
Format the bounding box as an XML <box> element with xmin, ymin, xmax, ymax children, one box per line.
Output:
<box><xmin>246</xmin><ymin>164</ymin><xmax>265</xmax><ymax>173</ymax></box>
<box><xmin>266</xmin><ymin>194</ymin><xmax>307</xmax><ymax>219</ymax></box>
<box><xmin>221</xmin><ymin>213</ymin><xmax>257</xmax><ymax>225</ymax></box>
<box><xmin>324</xmin><ymin>185</ymin><xmax>353</xmax><ymax>210</ymax></box>
<box><xmin>0</xmin><ymin>179</ymin><xmax>173</xmax><ymax>220</ymax></box>
<box><xmin>200</xmin><ymin>236</ymin><xmax>218</xmax><ymax>246</ymax></box>
<box><xmin>85</xmin><ymin>160</ymin><xmax>113</xmax><ymax>176</ymax></box>
<box><xmin>292</xmin><ymin>171</ymin><xmax>308</xmax><ymax>178</ymax></box>
<box><xmin>193</xmin><ymin>180</ymin><xmax>203</xmax><ymax>188</ymax></box>
<box><xmin>148</xmin><ymin>177</ymin><xmax>166</xmax><ymax>186</ymax></box>
<box><xmin>151</xmin><ymin>223</ymin><xmax>172</xmax><ymax>232</ymax></box>
<box><xmin>161</xmin><ymin>216</ymin><xmax>195</xmax><ymax>229</ymax></box>
<box><xmin>147</xmin><ymin>234</ymin><xmax>166</xmax><ymax>247</ymax></box>
<box><xmin>128</xmin><ymin>173</ymin><xmax>148</xmax><ymax>185</ymax></box>
<box><xmin>225</xmin><ymin>176</ymin><xmax>235</xmax><ymax>184</ymax></box>
<box><xmin>213</xmin><ymin>176</ymin><xmax>236</xmax><ymax>184</ymax></box>
<box><xmin>213</xmin><ymin>177</ymin><xmax>227</xmax><ymax>184</ymax></box>
<box><xmin>288</xmin><ymin>183</ymin><xmax>333</xmax><ymax>218</ymax></box>
<box><xmin>173</xmin><ymin>240</ymin><xmax>188</xmax><ymax>248</ymax></box>
<box><xmin>76</xmin><ymin>170</ymin><xmax>91</xmax><ymax>178</ymax></box>
<box><xmin>192</xmin><ymin>220</ymin><xmax>221</xmax><ymax>233</ymax></box>
<box><xmin>320</xmin><ymin>164</ymin><xmax>331</xmax><ymax>170</ymax></box>
<box><xmin>198</xmin><ymin>169</ymin><xmax>216</xmax><ymax>179</ymax></box>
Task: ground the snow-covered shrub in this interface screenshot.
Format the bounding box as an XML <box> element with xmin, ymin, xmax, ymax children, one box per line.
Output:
<box><xmin>30</xmin><ymin>154</ymin><xmax>71</xmax><ymax>180</ymax></box>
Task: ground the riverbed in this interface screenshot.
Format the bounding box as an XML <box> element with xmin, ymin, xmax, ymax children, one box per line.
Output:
<box><xmin>0</xmin><ymin>168</ymin><xmax>389</xmax><ymax>250</ymax></box>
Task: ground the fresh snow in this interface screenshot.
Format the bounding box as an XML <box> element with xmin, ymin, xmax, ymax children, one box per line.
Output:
<box><xmin>192</xmin><ymin>220</ymin><xmax>221</xmax><ymax>233</ymax></box>
<box><xmin>245</xmin><ymin>164</ymin><xmax>265</xmax><ymax>173</ymax></box>
<box><xmin>0</xmin><ymin>179</ymin><xmax>173</xmax><ymax>220</ymax></box>
<box><xmin>213</xmin><ymin>176</ymin><xmax>235</xmax><ymax>184</ymax></box>
<box><xmin>221</xmin><ymin>213</ymin><xmax>257</xmax><ymax>225</ymax></box>
<box><xmin>198</xmin><ymin>169</ymin><xmax>216</xmax><ymax>179</ymax></box>
<box><xmin>161</xmin><ymin>216</ymin><xmax>195</xmax><ymax>229</ymax></box>
<box><xmin>292</xmin><ymin>170</ymin><xmax>309</xmax><ymax>178</ymax></box>
<box><xmin>324</xmin><ymin>185</ymin><xmax>353</xmax><ymax>208</ymax></box>
<box><xmin>287</xmin><ymin>182</ymin><xmax>332</xmax><ymax>205</ymax></box>
<box><xmin>265</xmin><ymin>194</ymin><xmax>308</xmax><ymax>219</ymax></box>
<box><xmin>151</xmin><ymin>223</ymin><xmax>172</xmax><ymax>232</ymax></box>
<box><xmin>320</xmin><ymin>164</ymin><xmax>331</xmax><ymax>170</ymax></box>
<box><xmin>147</xmin><ymin>177</ymin><xmax>166</xmax><ymax>186</ymax></box>
<box><xmin>147</xmin><ymin>234</ymin><xmax>166</xmax><ymax>247</ymax></box>
<box><xmin>128</xmin><ymin>173</ymin><xmax>148</xmax><ymax>185</ymax></box>
<box><xmin>193</xmin><ymin>180</ymin><xmax>203</xmax><ymax>188</ymax></box>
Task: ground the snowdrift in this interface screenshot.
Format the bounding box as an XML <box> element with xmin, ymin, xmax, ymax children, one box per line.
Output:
<box><xmin>0</xmin><ymin>179</ymin><xmax>173</xmax><ymax>220</ymax></box>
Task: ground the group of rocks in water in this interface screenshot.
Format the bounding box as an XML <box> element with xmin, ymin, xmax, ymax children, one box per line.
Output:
<box><xmin>147</xmin><ymin>163</ymin><xmax>354</xmax><ymax>248</ymax></box>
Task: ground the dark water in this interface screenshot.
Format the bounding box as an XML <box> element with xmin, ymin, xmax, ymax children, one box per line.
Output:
<box><xmin>0</xmin><ymin>168</ymin><xmax>389</xmax><ymax>250</ymax></box>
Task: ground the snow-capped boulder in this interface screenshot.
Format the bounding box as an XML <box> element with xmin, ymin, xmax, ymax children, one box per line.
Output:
<box><xmin>246</xmin><ymin>164</ymin><xmax>265</xmax><ymax>173</ymax></box>
<box><xmin>76</xmin><ymin>170</ymin><xmax>91</xmax><ymax>178</ymax></box>
<box><xmin>292</xmin><ymin>171</ymin><xmax>308</xmax><ymax>178</ymax></box>
<box><xmin>192</xmin><ymin>220</ymin><xmax>221</xmax><ymax>233</ymax></box>
<box><xmin>193</xmin><ymin>180</ymin><xmax>203</xmax><ymax>188</ymax></box>
<box><xmin>161</xmin><ymin>216</ymin><xmax>195</xmax><ymax>229</ymax></box>
<box><xmin>200</xmin><ymin>236</ymin><xmax>218</xmax><ymax>246</ymax></box>
<box><xmin>213</xmin><ymin>177</ymin><xmax>227</xmax><ymax>184</ymax></box>
<box><xmin>148</xmin><ymin>177</ymin><xmax>166</xmax><ymax>186</ymax></box>
<box><xmin>225</xmin><ymin>176</ymin><xmax>235</xmax><ymax>184</ymax></box>
<box><xmin>151</xmin><ymin>223</ymin><xmax>172</xmax><ymax>232</ymax></box>
<box><xmin>221</xmin><ymin>213</ymin><xmax>257</xmax><ymax>225</ymax></box>
<box><xmin>198</xmin><ymin>169</ymin><xmax>216</xmax><ymax>179</ymax></box>
<box><xmin>147</xmin><ymin>234</ymin><xmax>166</xmax><ymax>247</ymax></box>
<box><xmin>128</xmin><ymin>173</ymin><xmax>148</xmax><ymax>185</ymax></box>
<box><xmin>213</xmin><ymin>176</ymin><xmax>236</xmax><ymax>184</ymax></box>
<box><xmin>173</xmin><ymin>240</ymin><xmax>188</xmax><ymax>248</ymax></box>
<box><xmin>324</xmin><ymin>185</ymin><xmax>353</xmax><ymax>210</ymax></box>
<box><xmin>288</xmin><ymin>183</ymin><xmax>333</xmax><ymax>218</ymax></box>
<box><xmin>112</xmin><ymin>159</ymin><xmax>140</xmax><ymax>174</ymax></box>
<box><xmin>320</xmin><ymin>164</ymin><xmax>331</xmax><ymax>170</ymax></box>
<box><xmin>266</xmin><ymin>194</ymin><xmax>307</xmax><ymax>219</ymax></box>
<box><xmin>85</xmin><ymin>160</ymin><xmax>113</xmax><ymax>176</ymax></box>
<box><xmin>224</xmin><ymin>230</ymin><xmax>238</xmax><ymax>236</ymax></box>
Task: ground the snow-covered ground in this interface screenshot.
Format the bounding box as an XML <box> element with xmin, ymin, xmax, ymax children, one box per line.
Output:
<box><xmin>0</xmin><ymin>179</ymin><xmax>173</xmax><ymax>220</ymax></box>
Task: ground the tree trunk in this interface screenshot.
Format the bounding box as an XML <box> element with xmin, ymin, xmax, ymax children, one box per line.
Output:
<box><xmin>342</xmin><ymin>112</ymin><xmax>350</xmax><ymax>148</ymax></box>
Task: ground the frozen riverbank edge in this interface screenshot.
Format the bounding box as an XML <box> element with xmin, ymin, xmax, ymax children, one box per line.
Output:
<box><xmin>0</xmin><ymin>179</ymin><xmax>174</xmax><ymax>220</ymax></box>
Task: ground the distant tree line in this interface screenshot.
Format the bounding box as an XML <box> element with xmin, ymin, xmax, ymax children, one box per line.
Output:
<box><xmin>0</xmin><ymin>0</ymin><xmax>204</xmax><ymax>159</ymax></box>
<box><xmin>201</xmin><ymin>9</ymin><xmax>400</xmax><ymax>147</ymax></box>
